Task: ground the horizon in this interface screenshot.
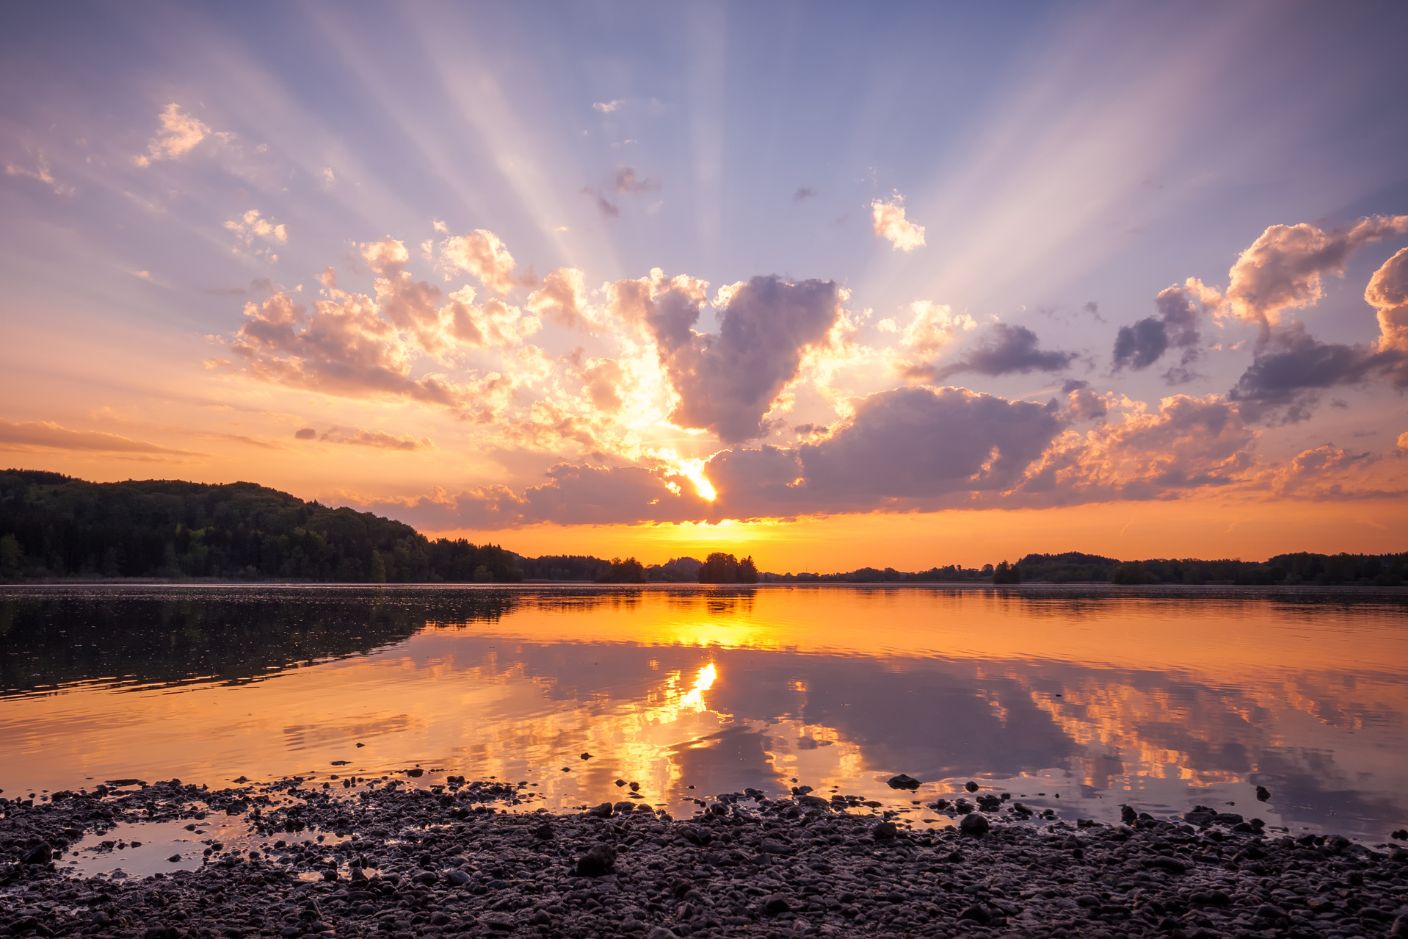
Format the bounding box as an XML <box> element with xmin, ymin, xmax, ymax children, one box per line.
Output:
<box><xmin>5</xmin><ymin>467</ymin><xmax>1403</xmax><ymax>574</ymax></box>
<box><xmin>4</xmin><ymin>2</ymin><xmax>1408</xmax><ymax>570</ymax></box>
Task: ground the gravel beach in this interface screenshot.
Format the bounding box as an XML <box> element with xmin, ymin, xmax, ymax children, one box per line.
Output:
<box><xmin>3</xmin><ymin>775</ymin><xmax>1407</xmax><ymax>937</ymax></box>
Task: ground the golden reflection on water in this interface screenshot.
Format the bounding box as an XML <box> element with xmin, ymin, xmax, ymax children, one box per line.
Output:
<box><xmin>1</xmin><ymin>585</ymin><xmax>1406</xmax><ymax>838</ymax></box>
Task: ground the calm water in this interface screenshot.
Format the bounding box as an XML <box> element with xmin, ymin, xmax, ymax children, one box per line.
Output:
<box><xmin>2</xmin><ymin>584</ymin><xmax>1406</xmax><ymax>841</ymax></box>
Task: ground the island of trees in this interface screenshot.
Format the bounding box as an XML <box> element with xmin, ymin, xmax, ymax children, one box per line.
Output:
<box><xmin>1</xmin><ymin>470</ymin><xmax>1404</xmax><ymax>586</ymax></box>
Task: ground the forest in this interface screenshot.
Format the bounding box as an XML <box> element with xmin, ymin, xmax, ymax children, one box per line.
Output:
<box><xmin>1</xmin><ymin>471</ymin><xmax>1404</xmax><ymax>585</ymax></box>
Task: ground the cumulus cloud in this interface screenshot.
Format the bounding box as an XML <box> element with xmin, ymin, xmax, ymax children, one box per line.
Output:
<box><xmin>224</xmin><ymin>209</ymin><xmax>287</xmax><ymax>261</ymax></box>
<box><xmin>896</xmin><ymin>301</ymin><xmax>976</xmax><ymax>358</ymax></box>
<box><xmin>870</xmin><ymin>194</ymin><xmax>926</xmax><ymax>252</ymax></box>
<box><xmin>1112</xmin><ymin>278</ymin><xmax>1218</xmax><ymax>382</ymax></box>
<box><xmin>592</xmin><ymin>99</ymin><xmax>624</xmax><ymax>113</ymax></box>
<box><xmin>1399</xmin><ymin>431</ymin><xmax>1408</xmax><ymax>453</ymax></box>
<box><xmin>293</xmin><ymin>426</ymin><xmax>431</xmax><ymax>451</ymax></box>
<box><xmin>1228</xmin><ymin>323</ymin><xmax>1404</xmax><ymax>423</ymax></box>
<box><xmin>134</xmin><ymin>103</ymin><xmax>214</xmax><ymax>167</ymax></box>
<box><xmin>443</xmin><ymin>286</ymin><xmax>541</xmax><ymax>349</ymax></box>
<box><xmin>526</xmin><ymin>268</ymin><xmax>589</xmax><ymax>330</ymax></box>
<box><xmin>1268</xmin><ymin>444</ymin><xmax>1375</xmax><ymax>497</ymax></box>
<box><xmin>1063</xmin><ymin>379</ymin><xmax>1108</xmax><ymax>421</ymax></box>
<box><xmin>1221</xmin><ymin>215</ymin><xmax>1408</xmax><ymax>329</ymax></box>
<box><xmin>1366</xmin><ymin>246</ymin><xmax>1408</xmax><ymax>353</ymax></box>
<box><xmin>0</xmin><ymin>419</ymin><xmax>192</xmax><ymax>456</ymax></box>
<box><xmin>4</xmin><ymin>151</ymin><xmax>74</xmax><ymax>196</ymax></box>
<box><xmin>1025</xmin><ymin>395</ymin><xmax>1255</xmax><ymax>502</ymax></box>
<box><xmin>437</xmin><ymin>229</ymin><xmax>519</xmax><ymax>294</ymax></box>
<box><xmin>230</xmin><ymin>287</ymin><xmax>464</xmax><ymax>406</ymax></box>
<box><xmin>792</xmin><ymin>386</ymin><xmax>1061</xmax><ymax>507</ymax></box>
<box><xmin>628</xmin><ymin>275</ymin><xmax>845</xmax><ymax>442</ymax></box>
<box><xmin>922</xmin><ymin>323</ymin><xmax>1078</xmax><ymax>380</ymax></box>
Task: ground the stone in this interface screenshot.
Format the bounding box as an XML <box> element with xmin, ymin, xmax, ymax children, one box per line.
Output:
<box><xmin>873</xmin><ymin>821</ymin><xmax>899</xmax><ymax>842</ymax></box>
<box><xmin>21</xmin><ymin>843</ymin><xmax>52</xmax><ymax>864</ymax></box>
<box><xmin>964</xmin><ymin>780</ymin><xmax>980</xmax><ymax>793</ymax></box>
<box><xmin>886</xmin><ymin>773</ymin><xmax>921</xmax><ymax>790</ymax></box>
<box><xmin>1255</xmin><ymin>785</ymin><xmax>1271</xmax><ymax>802</ymax></box>
<box><xmin>576</xmin><ymin>844</ymin><xmax>616</xmax><ymax>877</ymax></box>
<box><xmin>959</xmin><ymin>813</ymin><xmax>990</xmax><ymax>837</ymax></box>
<box><xmin>762</xmin><ymin>895</ymin><xmax>791</xmax><ymax>916</ymax></box>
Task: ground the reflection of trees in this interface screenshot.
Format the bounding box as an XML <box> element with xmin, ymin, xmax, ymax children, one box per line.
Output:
<box><xmin>0</xmin><ymin>589</ymin><xmax>518</xmax><ymax>695</ymax></box>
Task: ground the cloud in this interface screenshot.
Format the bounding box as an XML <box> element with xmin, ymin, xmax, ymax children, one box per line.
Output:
<box><xmin>1268</xmin><ymin>444</ymin><xmax>1375</xmax><ymax>497</ymax></box>
<box><xmin>0</xmin><ymin>419</ymin><xmax>192</xmax><ymax>456</ymax></box>
<box><xmin>1221</xmin><ymin>215</ymin><xmax>1408</xmax><ymax>329</ymax></box>
<box><xmin>319</xmin><ymin>166</ymin><xmax>336</xmax><ymax>189</ymax></box>
<box><xmin>896</xmin><ymin>301</ymin><xmax>976</xmax><ymax>359</ymax></box>
<box><xmin>224</xmin><ymin>209</ymin><xmax>287</xmax><ymax>261</ymax></box>
<box><xmin>1112</xmin><ymin>278</ymin><xmax>1217</xmax><ymax>381</ymax></box>
<box><xmin>1063</xmin><ymin>380</ymin><xmax>1108</xmax><ymax>421</ymax></box>
<box><xmin>581</xmin><ymin>187</ymin><xmax>620</xmax><ymax>219</ymax></box>
<box><xmin>1399</xmin><ymin>431</ymin><xmax>1408</xmax><ymax>453</ymax></box>
<box><xmin>376</xmin><ymin>463</ymin><xmax>710</xmax><ymax>529</ymax></box>
<box><xmin>294</xmin><ymin>426</ymin><xmax>431</xmax><ymax>451</ymax></box>
<box><xmin>437</xmin><ymin>229</ymin><xmax>519</xmax><ymax>294</ymax></box>
<box><xmin>792</xmin><ymin>386</ymin><xmax>1061</xmax><ymax>508</ymax></box>
<box><xmin>614</xmin><ymin>166</ymin><xmax>660</xmax><ymax>193</ymax></box>
<box><xmin>623</xmin><ymin>274</ymin><xmax>846</xmax><ymax>442</ymax></box>
<box><xmin>230</xmin><ymin>288</ymin><xmax>464</xmax><ymax>406</ymax></box>
<box><xmin>922</xmin><ymin>323</ymin><xmax>1077</xmax><ymax>380</ymax></box>
<box><xmin>1228</xmin><ymin>323</ymin><xmax>1404</xmax><ymax>423</ymax></box>
<box><xmin>793</xmin><ymin>186</ymin><xmax>817</xmax><ymax>202</ymax></box>
<box><xmin>442</xmin><ymin>285</ymin><xmax>541</xmax><ymax>348</ymax></box>
<box><xmin>870</xmin><ymin>194</ymin><xmax>926</xmax><ymax>252</ymax></box>
<box><xmin>1365</xmin><ymin>246</ymin><xmax>1408</xmax><ymax>353</ymax></box>
<box><xmin>4</xmin><ymin>151</ymin><xmax>74</xmax><ymax>196</ymax></box>
<box><xmin>526</xmin><ymin>268</ymin><xmax>589</xmax><ymax>329</ymax></box>
<box><xmin>592</xmin><ymin>99</ymin><xmax>624</xmax><ymax>113</ymax></box>
<box><xmin>134</xmin><ymin>103</ymin><xmax>213</xmax><ymax>167</ymax></box>
<box><xmin>1026</xmin><ymin>395</ymin><xmax>1255</xmax><ymax>502</ymax></box>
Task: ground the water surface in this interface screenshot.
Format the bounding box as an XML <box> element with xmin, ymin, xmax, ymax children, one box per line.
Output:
<box><xmin>2</xmin><ymin>584</ymin><xmax>1405</xmax><ymax>840</ymax></box>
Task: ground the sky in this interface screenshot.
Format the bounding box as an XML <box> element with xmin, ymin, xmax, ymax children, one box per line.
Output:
<box><xmin>2</xmin><ymin>0</ymin><xmax>1407</xmax><ymax>570</ymax></box>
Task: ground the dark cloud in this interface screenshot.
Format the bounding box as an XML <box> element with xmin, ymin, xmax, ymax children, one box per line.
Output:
<box><xmin>706</xmin><ymin>387</ymin><xmax>1064</xmax><ymax>517</ymax></box>
<box><xmin>643</xmin><ymin>276</ymin><xmax>843</xmax><ymax>443</ymax></box>
<box><xmin>1228</xmin><ymin>323</ymin><xmax>1405</xmax><ymax>423</ymax></box>
<box><xmin>1112</xmin><ymin>317</ymin><xmax>1168</xmax><ymax>371</ymax></box>
<box><xmin>293</xmin><ymin>427</ymin><xmax>317</xmax><ymax>440</ymax></box>
<box><xmin>792</xmin><ymin>186</ymin><xmax>817</xmax><ymax>202</ymax></box>
<box><xmin>924</xmin><ymin>323</ymin><xmax>1078</xmax><ymax>380</ymax></box>
<box><xmin>796</xmin><ymin>386</ymin><xmax>1062</xmax><ymax>504</ymax></box>
<box><xmin>1112</xmin><ymin>282</ymin><xmax>1205</xmax><ymax>382</ymax></box>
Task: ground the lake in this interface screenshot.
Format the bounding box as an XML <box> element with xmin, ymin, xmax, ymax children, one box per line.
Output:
<box><xmin>2</xmin><ymin>584</ymin><xmax>1406</xmax><ymax>841</ymax></box>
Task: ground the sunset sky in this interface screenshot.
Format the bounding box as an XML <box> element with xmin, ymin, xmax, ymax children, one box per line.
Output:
<box><xmin>2</xmin><ymin>1</ymin><xmax>1407</xmax><ymax>570</ymax></box>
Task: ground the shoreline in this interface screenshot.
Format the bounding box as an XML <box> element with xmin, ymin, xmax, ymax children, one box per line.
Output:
<box><xmin>4</xmin><ymin>776</ymin><xmax>1406</xmax><ymax>937</ymax></box>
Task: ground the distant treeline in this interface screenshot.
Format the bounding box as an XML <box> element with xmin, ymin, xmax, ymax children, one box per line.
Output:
<box><xmin>0</xmin><ymin>471</ymin><xmax>1403</xmax><ymax>586</ymax></box>
<box><xmin>759</xmin><ymin>551</ymin><xmax>1408</xmax><ymax>586</ymax></box>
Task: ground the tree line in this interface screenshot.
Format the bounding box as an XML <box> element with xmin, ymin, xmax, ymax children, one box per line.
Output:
<box><xmin>1</xmin><ymin>472</ymin><xmax>1403</xmax><ymax>586</ymax></box>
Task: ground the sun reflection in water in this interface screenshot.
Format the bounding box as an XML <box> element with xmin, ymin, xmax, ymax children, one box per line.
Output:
<box><xmin>680</xmin><ymin>662</ymin><xmax>718</xmax><ymax>710</ymax></box>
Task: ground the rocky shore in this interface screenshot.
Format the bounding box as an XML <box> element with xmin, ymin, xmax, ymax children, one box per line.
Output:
<box><xmin>3</xmin><ymin>774</ymin><xmax>1407</xmax><ymax>937</ymax></box>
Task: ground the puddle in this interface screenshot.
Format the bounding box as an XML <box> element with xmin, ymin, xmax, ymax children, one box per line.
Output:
<box><xmin>62</xmin><ymin>816</ymin><xmax>347</xmax><ymax>880</ymax></box>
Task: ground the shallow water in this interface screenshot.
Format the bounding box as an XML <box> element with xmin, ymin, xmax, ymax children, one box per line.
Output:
<box><xmin>2</xmin><ymin>584</ymin><xmax>1406</xmax><ymax>840</ymax></box>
